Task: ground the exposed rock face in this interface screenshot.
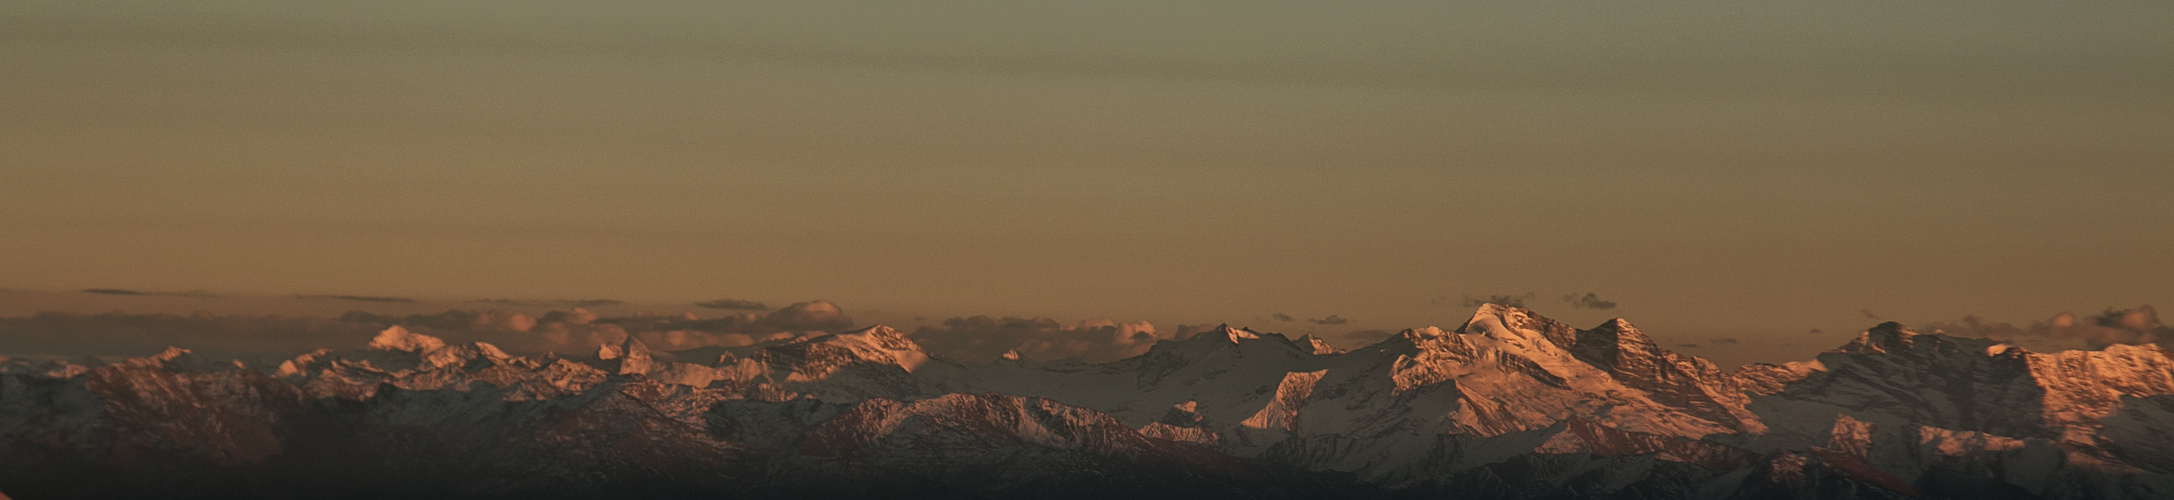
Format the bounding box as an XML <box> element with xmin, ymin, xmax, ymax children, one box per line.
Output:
<box><xmin>4</xmin><ymin>305</ymin><xmax>2173</xmax><ymax>499</ymax></box>
<box><xmin>2029</xmin><ymin>344</ymin><xmax>2174</xmax><ymax>429</ymax></box>
<box><xmin>1239</xmin><ymin>370</ymin><xmax>1326</xmax><ymax>432</ymax></box>
<box><xmin>1563</xmin><ymin>318</ymin><xmax>1758</xmax><ymax>432</ymax></box>
<box><xmin>1298</xmin><ymin>335</ymin><xmax>1344</xmax><ymax>355</ymax></box>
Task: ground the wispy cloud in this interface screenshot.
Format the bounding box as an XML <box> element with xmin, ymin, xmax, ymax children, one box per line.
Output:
<box><xmin>0</xmin><ymin>299</ymin><xmax>863</xmax><ymax>360</ymax></box>
<box><xmin>297</xmin><ymin>294</ymin><xmax>417</xmax><ymax>303</ymax></box>
<box><xmin>81</xmin><ymin>288</ymin><xmax>147</xmax><ymax>295</ymax></box>
<box><xmin>1560</xmin><ymin>293</ymin><xmax>1619</xmax><ymax>310</ymax></box>
<box><xmin>80</xmin><ymin>288</ymin><xmax>218</xmax><ymax>298</ymax></box>
<box><xmin>911</xmin><ymin>315</ymin><xmax>1165</xmax><ymax>363</ymax></box>
<box><xmin>1307</xmin><ymin>315</ymin><xmax>1349</xmax><ymax>325</ymax></box>
<box><xmin>1461</xmin><ymin>293</ymin><xmax>1536</xmax><ymax>308</ymax></box>
<box><xmin>476</xmin><ymin>298</ymin><xmax>623</xmax><ymax>308</ymax></box>
<box><xmin>1921</xmin><ymin>305</ymin><xmax>2170</xmax><ymax>350</ymax></box>
<box><xmin>693</xmin><ymin>299</ymin><xmax>768</xmax><ymax>311</ymax></box>
<box><xmin>0</xmin><ymin>312</ymin><xmax>377</xmax><ymax>360</ymax></box>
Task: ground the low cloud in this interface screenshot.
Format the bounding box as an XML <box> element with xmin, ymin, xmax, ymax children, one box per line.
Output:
<box><xmin>81</xmin><ymin>288</ymin><xmax>147</xmax><ymax>295</ymax></box>
<box><xmin>1461</xmin><ymin>293</ymin><xmax>1536</xmax><ymax>308</ymax></box>
<box><xmin>1920</xmin><ymin>305</ymin><xmax>2171</xmax><ymax>350</ymax></box>
<box><xmin>1307</xmin><ymin>315</ymin><xmax>1349</xmax><ymax>325</ymax></box>
<box><xmin>339</xmin><ymin>309</ymin><xmax>541</xmax><ymax>333</ymax></box>
<box><xmin>1560</xmin><ymin>293</ymin><xmax>1619</xmax><ymax>310</ymax></box>
<box><xmin>588</xmin><ymin>301</ymin><xmax>855</xmax><ymax>351</ymax></box>
<box><xmin>1861</xmin><ymin>309</ymin><xmax>1883</xmax><ymax>320</ymax></box>
<box><xmin>0</xmin><ymin>312</ymin><xmax>380</xmax><ymax>360</ymax></box>
<box><xmin>298</xmin><ymin>294</ymin><xmax>417</xmax><ymax>303</ymax></box>
<box><xmin>694</xmin><ymin>299</ymin><xmax>769</xmax><ymax>311</ymax></box>
<box><xmin>476</xmin><ymin>298</ymin><xmax>623</xmax><ymax>308</ymax></box>
<box><xmin>1677</xmin><ymin>343</ymin><xmax>1701</xmax><ymax>348</ymax></box>
<box><xmin>1809</xmin><ymin>328</ymin><xmax>1823</xmax><ymax>334</ymax></box>
<box><xmin>1174</xmin><ymin>324</ymin><xmax>1226</xmax><ymax>338</ymax></box>
<box><xmin>81</xmin><ymin>288</ymin><xmax>217</xmax><ymax>297</ymax></box>
<box><xmin>1270</xmin><ymin>313</ymin><xmax>1295</xmax><ymax>322</ymax></box>
<box><xmin>0</xmin><ymin>300</ymin><xmax>859</xmax><ymax>361</ymax></box>
<box><xmin>1709</xmin><ymin>337</ymin><xmax>1740</xmax><ymax>345</ymax></box>
<box><xmin>363</xmin><ymin>300</ymin><xmax>849</xmax><ymax>354</ymax></box>
<box><xmin>911</xmin><ymin>315</ymin><xmax>1167</xmax><ymax>363</ymax></box>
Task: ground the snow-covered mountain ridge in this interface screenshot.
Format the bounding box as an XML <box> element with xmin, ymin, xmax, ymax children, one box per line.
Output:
<box><xmin>3</xmin><ymin>304</ymin><xmax>2171</xmax><ymax>499</ymax></box>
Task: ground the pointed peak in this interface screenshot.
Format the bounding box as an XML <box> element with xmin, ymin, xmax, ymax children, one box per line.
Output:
<box><xmin>1869</xmin><ymin>321</ymin><xmax>1913</xmax><ymax>336</ymax></box>
<box><xmin>615</xmin><ymin>336</ymin><xmax>654</xmax><ymax>375</ymax></box>
<box><xmin>1296</xmin><ymin>335</ymin><xmax>1344</xmax><ymax>355</ymax></box>
<box><xmin>999</xmin><ymin>349</ymin><xmax>1022</xmax><ymax>361</ymax></box>
<box><xmin>471</xmin><ymin>342</ymin><xmax>511</xmax><ymax>360</ymax></box>
<box><xmin>1839</xmin><ymin>322</ymin><xmax>1922</xmax><ymax>354</ymax></box>
<box><xmin>839</xmin><ymin>324</ymin><xmax>919</xmax><ymax>352</ymax></box>
<box><xmin>1220</xmin><ymin>324</ymin><xmax>1261</xmax><ymax>343</ymax></box>
<box><xmin>1868</xmin><ymin>322</ymin><xmax>1921</xmax><ymax>345</ymax></box>
<box><xmin>1454</xmin><ymin>304</ymin><xmax>1523</xmax><ymax>335</ymax></box>
<box><xmin>1374</xmin><ymin>327</ymin><xmax>1452</xmax><ymax>352</ymax></box>
<box><xmin>1581</xmin><ymin>318</ymin><xmax>1650</xmax><ymax>343</ymax></box>
<box><xmin>597</xmin><ymin>342</ymin><xmax>623</xmax><ymax>360</ymax></box>
<box><xmin>1187</xmin><ymin>324</ymin><xmax>1260</xmax><ymax>343</ymax></box>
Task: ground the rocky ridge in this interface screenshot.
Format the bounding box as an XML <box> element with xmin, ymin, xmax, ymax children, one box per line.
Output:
<box><xmin>4</xmin><ymin>305</ymin><xmax>2172</xmax><ymax>498</ymax></box>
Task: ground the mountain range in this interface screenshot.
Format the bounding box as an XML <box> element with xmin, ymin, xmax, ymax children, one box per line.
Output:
<box><xmin>4</xmin><ymin>304</ymin><xmax>2172</xmax><ymax>499</ymax></box>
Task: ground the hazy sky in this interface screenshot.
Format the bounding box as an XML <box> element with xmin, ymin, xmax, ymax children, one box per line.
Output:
<box><xmin>4</xmin><ymin>1</ymin><xmax>2170</xmax><ymax>362</ymax></box>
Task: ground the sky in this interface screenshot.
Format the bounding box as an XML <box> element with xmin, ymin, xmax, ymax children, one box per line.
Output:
<box><xmin>4</xmin><ymin>1</ymin><xmax>2171</xmax><ymax>366</ymax></box>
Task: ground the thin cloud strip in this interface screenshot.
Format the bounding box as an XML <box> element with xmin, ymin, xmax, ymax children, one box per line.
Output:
<box><xmin>9</xmin><ymin>11</ymin><xmax>2155</xmax><ymax>105</ymax></box>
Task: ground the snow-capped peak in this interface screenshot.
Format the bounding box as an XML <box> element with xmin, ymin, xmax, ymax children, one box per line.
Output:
<box><xmin>368</xmin><ymin>325</ymin><xmax>447</xmax><ymax>353</ymax></box>
<box><xmin>781</xmin><ymin>325</ymin><xmax>931</xmax><ymax>375</ymax></box>
<box><xmin>614</xmin><ymin>337</ymin><xmax>654</xmax><ymax>375</ymax></box>
<box><xmin>1399</xmin><ymin>326</ymin><xmax>1449</xmax><ymax>341</ymax></box>
<box><xmin>837</xmin><ymin>325</ymin><xmax>916</xmax><ymax>351</ymax></box>
<box><xmin>1453</xmin><ymin>303</ymin><xmax>1545</xmax><ymax>343</ymax></box>
<box><xmin>15</xmin><ymin>303</ymin><xmax>2174</xmax><ymax>499</ymax></box>
<box><xmin>123</xmin><ymin>346</ymin><xmax>240</xmax><ymax>372</ymax></box>
<box><xmin>140</xmin><ymin>346</ymin><xmax>194</xmax><ymax>366</ymax></box>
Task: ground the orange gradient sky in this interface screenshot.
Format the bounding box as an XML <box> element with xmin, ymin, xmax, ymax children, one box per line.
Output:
<box><xmin>4</xmin><ymin>2</ymin><xmax>2170</xmax><ymax>364</ymax></box>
